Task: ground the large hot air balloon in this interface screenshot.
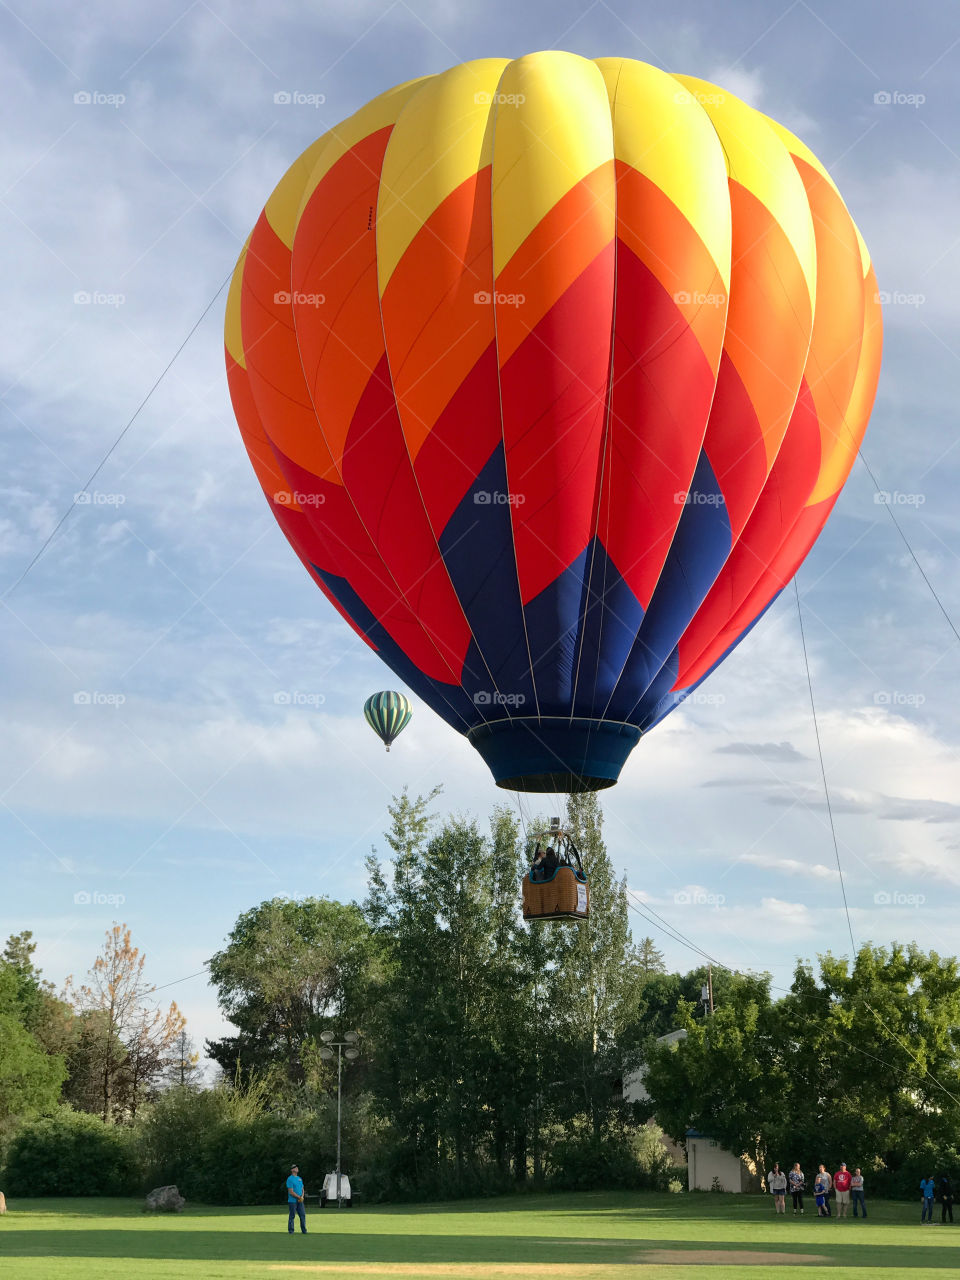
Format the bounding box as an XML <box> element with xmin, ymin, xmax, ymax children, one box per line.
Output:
<box><xmin>225</xmin><ymin>53</ymin><xmax>882</xmax><ymax>794</ymax></box>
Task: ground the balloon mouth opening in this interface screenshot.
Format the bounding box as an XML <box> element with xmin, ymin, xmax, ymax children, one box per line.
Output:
<box><xmin>496</xmin><ymin>772</ymin><xmax>617</xmax><ymax>794</ymax></box>
<box><xmin>467</xmin><ymin>717</ymin><xmax>641</xmax><ymax>793</ymax></box>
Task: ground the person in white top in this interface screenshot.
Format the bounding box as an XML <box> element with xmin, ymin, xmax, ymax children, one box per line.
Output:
<box><xmin>767</xmin><ymin>1163</ymin><xmax>788</xmax><ymax>1213</ymax></box>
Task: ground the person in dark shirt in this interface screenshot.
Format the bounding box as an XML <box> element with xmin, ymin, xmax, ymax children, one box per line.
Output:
<box><xmin>939</xmin><ymin>1174</ymin><xmax>954</xmax><ymax>1223</ymax></box>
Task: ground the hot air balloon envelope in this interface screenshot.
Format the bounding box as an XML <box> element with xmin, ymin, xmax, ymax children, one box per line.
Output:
<box><xmin>225</xmin><ymin>53</ymin><xmax>882</xmax><ymax>793</ymax></box>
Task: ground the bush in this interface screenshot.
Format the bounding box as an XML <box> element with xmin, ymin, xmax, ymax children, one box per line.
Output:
<box><xmin>3</xmin><ymin>1107</ymin><xmax>138</xmax><ymax>1196</ymax></box>
<box><xmin>866</xmin><ymin>1144</ymin><xmax>960</xmax><ymax>1201</ymax></box>
<box><xmin>137</xmin><ymin>1085</ymin><xmax>336</xmax><ymax>1205</ymax></box>
<box><xmin>546</xmin><ymin>1120</ymin><xmax>673</xmax><ymax>1192</ymax></box>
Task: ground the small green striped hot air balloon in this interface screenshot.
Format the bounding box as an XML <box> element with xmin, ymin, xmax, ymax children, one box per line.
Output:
<box><xmin>363</xmin><ymin>691</ymin><xmax>412</xmax><ymax>752</ymax></box>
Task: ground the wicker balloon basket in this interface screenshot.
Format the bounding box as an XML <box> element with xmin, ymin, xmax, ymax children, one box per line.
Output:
<box><xmin>522</xmin><ymin>867</ymin><xmax>590</xmax><ymax>921</ymax></box>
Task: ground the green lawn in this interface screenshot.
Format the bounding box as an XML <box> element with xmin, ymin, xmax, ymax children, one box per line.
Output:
<box><xmin>0</xmin><ymin>1191</ymin><xmax>958</xmax><ymax>1279</ymax></box>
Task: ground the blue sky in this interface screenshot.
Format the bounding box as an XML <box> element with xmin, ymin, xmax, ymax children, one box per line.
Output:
<box><xmin>3</xmin><ymin>0</ymin><xmax>960</xmax><ymax>1062</ymax></box>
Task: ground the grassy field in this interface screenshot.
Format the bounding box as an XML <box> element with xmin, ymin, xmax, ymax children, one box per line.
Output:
<box><xmin>0</xmin><ymin>1190</ymin><xmax>958</xmax><ymax>1279</ymax></box>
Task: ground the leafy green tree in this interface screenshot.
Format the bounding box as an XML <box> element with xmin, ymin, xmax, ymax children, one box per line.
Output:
<box><xmin>548</xmin><ymin>793</ymin><xmax>641</xmax><ymax>1135</ymax></box>
<box><xmin>641</xmin><ymin>945</ymin><xmax>960</xmax><ymax>1182</ymax></box>
<box><xmin>206</xmin><ymin>896</ymin><xmax>376</xmax><ymax>1087</ymax></box>
<box><xmin>0</xmin><ymin>935</ymin><xmax>68</xmax><ymax>1128</ymax></box>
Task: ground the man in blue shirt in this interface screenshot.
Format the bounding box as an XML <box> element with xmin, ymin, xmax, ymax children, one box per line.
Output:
<box><xmin>920</xmin><ymin>1175</ymin><xmax>936</xmax><ymax>1223</ymax></box>
<box><xmin>286</xmin><ymin>1164</ymin><xmax>307</xmax><ymax>1234</ymax></box>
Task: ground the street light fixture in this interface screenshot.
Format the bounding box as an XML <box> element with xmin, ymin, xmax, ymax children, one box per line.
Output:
<box><xmin>318</xmin><ymin>1031</ymin><xmax>361</xmax><ymax>1206</ymax></box>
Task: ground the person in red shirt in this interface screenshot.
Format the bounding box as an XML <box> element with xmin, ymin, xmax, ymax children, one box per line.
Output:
<box><xmin>834</xmin><ymin>1162</ymin><xmax>853</xmax><ymax>1217</ymax></box>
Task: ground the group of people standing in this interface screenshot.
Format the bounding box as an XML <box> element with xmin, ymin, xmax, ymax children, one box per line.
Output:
<box><xmin>767</xmin><ymin>1163</ymin><xmax>956</xmax><ymax>1222</ymax></box>
<box><xmin>920</xmin><ymin>1175</ymin><xmax>955</xmax><ymax>1223</ymax></box>
<box><xmin>766</xmin><ymin>1163</ymin><xmax>866</xmax><ymax>1218</ymax></box>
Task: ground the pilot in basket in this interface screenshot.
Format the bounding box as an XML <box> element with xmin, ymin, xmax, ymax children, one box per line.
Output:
<box><xmin>522</xmin><ymin>817</ymin><xmax>589</xmax><ymax>922</ymax></box>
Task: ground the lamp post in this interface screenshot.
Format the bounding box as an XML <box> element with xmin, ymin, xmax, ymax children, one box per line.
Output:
<box><xmin>319</xmin><ymin>1031</ymin><xmax>359</xmax><ymax>1206</ymax></box>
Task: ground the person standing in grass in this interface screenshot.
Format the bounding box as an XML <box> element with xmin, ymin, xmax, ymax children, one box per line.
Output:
<box><xmin>920</xmin><ymin>1175</ymin><xmax>936</xmax><ymax>1223</ymax></box>
<box><xmin>938</xmin><ymin>1174</ymin><xmax>954</xmax><ymax>1223</ymax></box>
<box><xmin>286</xmin><ymin>1164</ymin><xmax>307</xmax><ymax>1234</ymax></box>
<box><xmin>833</xmin><ymin>1163</ymin><xmax>852</xmax><ymax>1218</ymax></box>
<box><xmin>767</xmin><ymin>1163</ymin><xmax>787</xmax><ymax>1213</ymax></box>
<box><xmin>814</xmin><ymin>1165</ymin><xmax>832</xmax><ymax>1217</ymax></box>
<box><xmin>850</xmin><ymin>1168</ymin><xmax>867</xmax><ymax>1218</ymax></box>
<box><xmin>788</xmin><ymin>1163</ymin><xmax>805</xmax><ymax>1214</ymax></box>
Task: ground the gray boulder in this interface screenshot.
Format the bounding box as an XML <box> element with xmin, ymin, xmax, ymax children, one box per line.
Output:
<box><xmin>145</xmin><ymin>1185</ymin><xmax>185</xmax><ymax>1213</ymax></box>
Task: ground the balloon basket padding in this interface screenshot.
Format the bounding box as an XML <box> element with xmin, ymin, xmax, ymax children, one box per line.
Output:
<box><xmin>467</xmin><ymin>716</ymin><xmax>641</xmax><ymax>793</ymax></box>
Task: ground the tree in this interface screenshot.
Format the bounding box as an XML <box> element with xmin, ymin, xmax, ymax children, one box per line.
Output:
<box><xmin>166</xmin><ymin>1029</ymin><xmax>202</xmax><ymax>1088</ymax></box>
<box><xmin>206</xmin><ymin>897</ymin><xmax>376</xmax><ymax>1087</ymax></box>
<box><xmin>63</xmin><ymin>923</ymin><xmax>186</xmax><ymax>1121</ymax></box>
<box><xmin>0</xmin><ymin>965</ymin><xmax>66</xmax><ymax>1128</ymax></box>
<box><xmin>547</xmin><ymin>794</ymin><xmax>641</xmax><ymax>1135</ymax></box>
<box><xmin>641</xmin><ymin>945</ymin><xmax>960</xmax><ymax>1183</ymax></box>
<box><xmin>636</xmin><ymin>937</ymin><xmax>667</xmax><ymax>979</ymax></box>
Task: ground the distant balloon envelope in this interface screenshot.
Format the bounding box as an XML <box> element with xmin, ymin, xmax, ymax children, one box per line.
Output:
<box><xmin>226</xmin><ymin>53</ymin><xmax>882</xmax><ymax>793</ymax></box>
<box><xmin>363</xmin><ymin>691</ymin><xmax>412</xmax><ymax>752</ymax></box>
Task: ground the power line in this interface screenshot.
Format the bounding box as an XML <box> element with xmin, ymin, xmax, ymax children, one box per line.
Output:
<box><xmin>4</xmin><ymin>270</ymin><xmax>233</xmax><ymax>599</ymax></box>
<box><xmin>858</xmin><ymin>449</ymin><xmax>960</xmax><ymax>648</ymax></box>
<box><xmin>152</xmin><ymin>966</ymin><xmax>210</xmax><ymax>993</ymax></box>
<box><xmin>793</xmin><ymin>577</ymin><xmax>856</xmax><ymax>956</ymax></box>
